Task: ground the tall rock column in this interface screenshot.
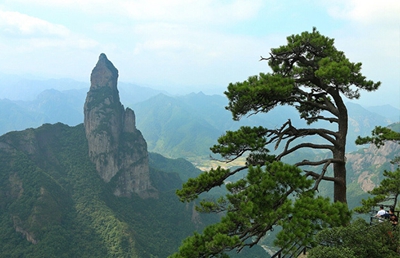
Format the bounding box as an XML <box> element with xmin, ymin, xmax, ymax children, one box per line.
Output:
<box><xmin>84</xmin><ymin>53</ymin><xmax>157</xmax><ymax>198</ymax></box>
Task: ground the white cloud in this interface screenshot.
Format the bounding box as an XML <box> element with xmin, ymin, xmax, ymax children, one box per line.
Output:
<box><xmin>321</xmin><ymin>0</ymin><xmax>400</xmax><ymax>75</ymax></box>
<box><xmin>0</xmin><ymin>9</ymin><xmax>98</xmax><ymax>50</ymax></box>
<box><xmin>326</xmin><ymin>0</ymin><xmax>400</xmax><ymax>25</ymax></box>
<box><xmin>0</xmin><ymin>9</ymin><xmax>70</xmax><ymax>37</ymax></box>
<box><xmin>321</xmin><ymin>0</ymin><xmax>400</xmax><ymax>109</ymax></box>
<box><xmin>8</xmin><ymin>0</ymin><xmax>263</xmax><ymax>24</ymax></box>
<box><xmin>121</xmin><ymin>0</ymin><xmax>263</xmax><ymax>24</ymax></box>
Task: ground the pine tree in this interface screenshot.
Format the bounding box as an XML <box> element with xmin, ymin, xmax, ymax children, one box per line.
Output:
<box><xmin>171</xmin><ymin>28</ymin><xmax>380</xmax><ymax>257</ymax></box>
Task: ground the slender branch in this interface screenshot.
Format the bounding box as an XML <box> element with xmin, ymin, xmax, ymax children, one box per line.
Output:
<box><xmin>269</xmin><ymin>120</ymin><xmax>337</xmax><ymax>147</ymax></box>
<box><xmin>295</xmin><ymin>158</ymin><xmax>344</xmax><ymax>167</ymax></box>
<box><xmin>305</xmin><ymin>116</ymin><xmax>338</xmax><ymax>123</ymax></box>
<box><xmin>304</xmin><ymin>170</ymin><xmax>337</xmax><ymax>183</ymax></box>
<box><xmin>277</xmin><ymin>142</ymin><xmax>334</xmax><ymax>160</ymax></box>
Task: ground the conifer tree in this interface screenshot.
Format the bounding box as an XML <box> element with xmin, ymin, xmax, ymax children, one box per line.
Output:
<box><xmin>171</xmin><ymin>28</ymin><xmax>380</xmax><ymax>257</ymax></box>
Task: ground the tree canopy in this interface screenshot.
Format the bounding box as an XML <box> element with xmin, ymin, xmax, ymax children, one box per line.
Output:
<box><xmin>171</xmin><ymin>28</ymin><xmax>380</xmax><ymax>257</ymax></box>
<box><xmin>308</xmin><ymin>218</ymin><xmax>399</xmax><ymax>258</ymax></box>
<box><xmin>221</xmin><ymin>27</ymin><xmax>380</xmax><ymax>204</ymax></box>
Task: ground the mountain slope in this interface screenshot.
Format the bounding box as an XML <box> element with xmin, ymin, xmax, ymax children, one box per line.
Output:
<box><xmin>365</xmin><ymin>104</ymin><xmax>400</xmax><ymax>124</ymax></box>
<box><xmin>0</xmin><ymin>123</ymin><xmax>211</xmax><ymax>257</ymax></box>
<box><xmin>132</xmin><ymin>93</ymin><xmax>222</xmax><ymax>158</ymax></box>
<box><xmin>132</xmin><ymin>93</ymin><xmax>399</xmax><ymax>159</ymax></box>
<box><xmin>0</xmin><ymin>99</ymin><xmax>41</xmax><ymax>134</ymax></box>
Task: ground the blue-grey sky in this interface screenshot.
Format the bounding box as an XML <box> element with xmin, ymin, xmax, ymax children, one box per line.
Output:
<box><xmin>0</xmin><ymin>0</ymin><xmax>399</xmax><ymax>108</ymax></box>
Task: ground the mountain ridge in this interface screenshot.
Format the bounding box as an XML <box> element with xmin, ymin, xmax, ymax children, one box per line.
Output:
<box><xmin>1</xmin><ymin>87</ymin><xmax>398</xmax><ymax>160</ymax></box>
<box><xmin>0</xmin><ymin>55</ymin><xmax>217</xmax><ymax>257</ymax></box>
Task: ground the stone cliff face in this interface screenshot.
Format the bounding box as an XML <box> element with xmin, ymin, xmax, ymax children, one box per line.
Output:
<box><xmin>84</xmin><ymin>53</ymin><xmax>157</xmax><ymax>198</ymax></box>
<box><xmin>347</xmin><ymin>141</ymin><xmax>400</xmax><ymax>192</ymax></box>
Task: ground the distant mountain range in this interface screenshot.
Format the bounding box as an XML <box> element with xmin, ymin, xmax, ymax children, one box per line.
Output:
<box><xmin>1</xmin><ymin>77</ymin><xmax>398</xmax><ymax>160</ymax></box>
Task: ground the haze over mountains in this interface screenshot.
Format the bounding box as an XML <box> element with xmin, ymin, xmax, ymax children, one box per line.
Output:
<box><xmin>0</xmin><ymin>75</ymin><xmax>399</xmax><ymax>160</ymax></box>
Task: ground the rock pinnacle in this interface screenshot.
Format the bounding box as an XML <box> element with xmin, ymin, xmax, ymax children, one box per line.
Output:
<box><xmin>83</xmin><ymin>54</ymin><xmax>157</xmax><ymax>198</ymax></box>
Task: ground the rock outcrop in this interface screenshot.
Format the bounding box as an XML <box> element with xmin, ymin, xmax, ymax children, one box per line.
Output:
<box><xmin>84</xmin><ymin>53</ymin><xmax>157</xmax><ymax>198</ymax></box>
<box><xmin>347</xmin><ymin>141</ymin><xmax>400</xmax><ymax>192</ymax></box>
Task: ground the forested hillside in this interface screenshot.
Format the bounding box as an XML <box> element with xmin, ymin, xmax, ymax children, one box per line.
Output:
<box><xmin>0</xmin><ymin>123</ymin><xmax>217</xmax><ymax>257</ymax></box>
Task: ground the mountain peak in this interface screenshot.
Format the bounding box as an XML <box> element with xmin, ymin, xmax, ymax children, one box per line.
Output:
<box><xmin>90</xmin><ymin>53</ymin><xmax>118</xmax><ymax>91</ymax></box>
<box><xmin>84</xmin><ymin>54</ymin><xmax>157</xmax><ymax>198</ymax></box>
<box><xmin>99</xmin><ymin>52</ymin><xmax>107</xmax><ymax>59</ymax></box>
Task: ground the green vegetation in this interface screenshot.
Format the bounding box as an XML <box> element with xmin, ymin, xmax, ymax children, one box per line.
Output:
<box><xmin>132</xmin><ymin>93</ymin><xmax>221</xmax><ymax>159</ymax></box>
<box><xmin>308</xmin><ymin>218</ymin><xmax>399</xmax><ymax>257</ymax></box>
<box><xmin>171</xmin><ymin>28</ymin><xmax>380</xmax><ymax>256</ymax></box>
<box><xmin>356</xmin><ymin>124</ymin><xmax>400</xmax><ymax>148</ymax></box>
<box><xmin>0</xmin><ymin>29</ymin><xmax>396</xmax><ymax>258</ymax></box>
<box><xmin>0</xmin><ymin>123</ymin><xmax>215</xmax><ymax>257</ymax></box>
<box><xmin>313</xmin><ymin>152</ymin><xmax>400</xmax><ymax>257</ymax></box>
<box><xmin>149</xmin><ymin>152</ymin><xmax>202</xmax><ymax>182</ymax></box>
<box><xmin>354</xmin><ymin>168</ymin><xmax>400</xmax><ymax>213</ymax></box>
<box><xmin>172</xmin><ymin>162</ymin><xmax>349</xmax><ymax>258</ymax></box>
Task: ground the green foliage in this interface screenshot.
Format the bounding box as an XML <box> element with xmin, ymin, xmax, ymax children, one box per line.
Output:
<box><xmin>150</xmin><ymin>166</ymin><xmax>182</xmax><ymax>192</ymax></box>
<box><xmin>172</xmin><ymin>162</ymin><xmax>350</xmax><ymax>257</ymax></box>
<box><xmin>219</xmin><ymin>28</ymin><xmax>381</xmax><ymax>204</ymax></box>
<box><xmin>225</xmin><ymin>74</ymin><xmax>294</xmax><ymax>121</ymax></box>
<box><xmin>149</xmin><ymin>152</ymin><xmax>202</xmax><ymax>182</ymax></box>
<box><xmin>210</xmin><ymin>126</ymin><xmax>273</xmax><ymax>163</ymax></box>
<box><xmin>225</xmin><ymin>27</ymin><xmax>380</xmax><ymax>122</ymax></box>
<box><xmin>132</xmin><ymin>93</ymin><xmax>221</xmax><ymax>159</ymax></box>
<box><xmin>308</xmin><ymin>218</ymin><xmax>399</xmax><ymax>258</ymax></box>
<box><xmin>356</xmin><ymin>125</ymin><xmax>400</xmax><ymax>147</ymax></box>
<box><xmin>173</xmin><ymin>27</ymin><xmax>381</xmax><ymax>256</ymax></box>
<box><xmin>0</xmin><ymin>122</ymin><xmax>214</xmax><ymax>257</ymax></box>
<box><xmin>130</xmin><ymin>91</ymin><xmax>392</xmax><ymax>161</ymax></box>
<box><xmin>176</xmin><ymin>166</ymin><xmax>233</xmax><ymax>202</ymax></box>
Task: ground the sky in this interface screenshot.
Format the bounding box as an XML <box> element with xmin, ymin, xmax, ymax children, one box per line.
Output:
<box><xmin>0</xmin><ymin>0</ymin><xmax>399</xmax><ymax>109</ymax></box>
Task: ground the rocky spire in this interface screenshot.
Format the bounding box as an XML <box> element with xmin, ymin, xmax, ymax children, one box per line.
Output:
<box><xmin>84</xmin><ymin>53</ymin><xmax>157</xmax><ymax>198</ymax></box>
<box><xmin>90</xmin><ymin>53</ymin><xmax>119</xmax><ymax>91</ymax></box>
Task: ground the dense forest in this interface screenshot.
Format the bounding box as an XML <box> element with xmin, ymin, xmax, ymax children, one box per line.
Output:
<box><xmin>0</xmin><ymin>123</ymin><xmax>219</xmax><ymax>257</ymax></box>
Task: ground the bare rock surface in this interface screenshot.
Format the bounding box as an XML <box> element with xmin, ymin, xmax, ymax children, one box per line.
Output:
<box><xmin>84</xmin><ymin>53</ymin><xmax>157</xmax><ymax>198</ymax></box>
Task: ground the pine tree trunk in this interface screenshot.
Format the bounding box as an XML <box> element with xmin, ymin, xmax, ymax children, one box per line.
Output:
<box><xmin>333</xmin><ymin>95</ymin><xmax>348</xmax><ymax>204</ymax></box>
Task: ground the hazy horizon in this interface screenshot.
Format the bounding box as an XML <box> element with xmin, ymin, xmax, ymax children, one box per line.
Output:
<box><xmin>0</xmin><ymin>1</ymin><xmax>399</xmax><ymax>108</ymax></box>
<box><xmin>1</xmin><ymin>74</ymin><xmax>400</xmax><ymax>116</ymax></box>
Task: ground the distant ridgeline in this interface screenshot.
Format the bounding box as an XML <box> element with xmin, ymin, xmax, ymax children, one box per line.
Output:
<box><xmin>0</xmin><ymin>54</ymin><xmax>222</xmax><ymax>257</ymax></box>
